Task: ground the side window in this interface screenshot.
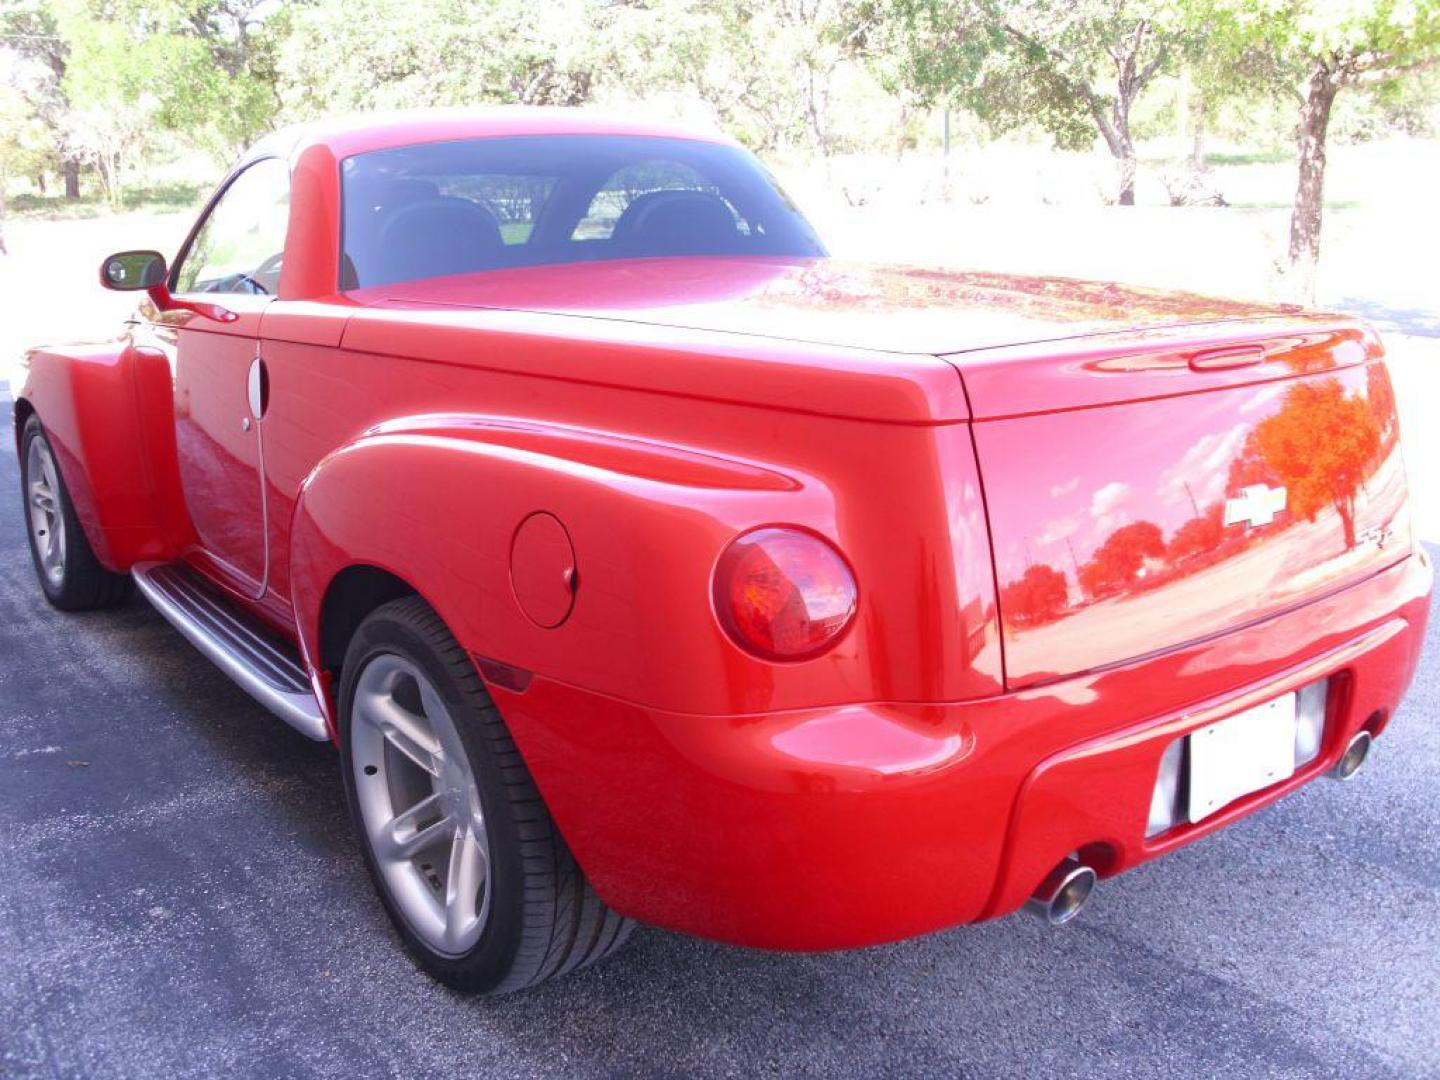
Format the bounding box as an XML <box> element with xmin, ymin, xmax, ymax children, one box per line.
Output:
<box><xmin>573</xmin><ymin>161</ymin><xmax>749</xmax><ymax>241</ymax></box>
<box><xmin>174</xmin><ymin>158</ymin><xmax>291</xmax><ymax>295</ymax></box>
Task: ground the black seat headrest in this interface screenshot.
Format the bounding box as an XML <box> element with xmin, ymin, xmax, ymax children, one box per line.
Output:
<box><xmin>611</xmin><ymin>190</ymin><xmax>741</xmax><ymax>256</ymax></box>
<box><xmin>373</xmin><ymin>197</ymin><xmax>505</xmax><ymax>284</ymax></box>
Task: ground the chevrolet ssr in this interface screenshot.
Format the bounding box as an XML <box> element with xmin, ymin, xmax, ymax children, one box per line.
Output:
<box><xmin>13</xmin><ymin>109</ymin><xmax>1432</xmax><ymax>993</ymax></box>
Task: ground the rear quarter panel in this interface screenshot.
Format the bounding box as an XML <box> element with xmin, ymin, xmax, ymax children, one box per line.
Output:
<box><xmin>273</xmin><ymin>308</ymin><xmax>1001</xmax><ymax>719</ymax></box>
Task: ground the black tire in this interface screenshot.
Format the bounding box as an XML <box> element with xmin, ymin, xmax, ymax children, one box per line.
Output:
<box><xmin>19</xmin><ymin>415</ymin><xmax>133</xmax><ymax>611</ymax></box>
<box><xmin>338</xmin><ymin>595</ymin><xmax>634</xmax><ymax>993</ymax></box>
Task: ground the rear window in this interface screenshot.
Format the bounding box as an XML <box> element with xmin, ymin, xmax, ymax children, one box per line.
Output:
<box><xmin>340</xmin><ymin>134</ymin><xmax>824</xmax><ymax>289</ymax></box>
<box><xmin>573</xmin><ymin>160</ymin><xmax>750</xmax><ymax>241</ymax></box>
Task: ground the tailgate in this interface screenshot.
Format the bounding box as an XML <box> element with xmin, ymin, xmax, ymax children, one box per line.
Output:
<box><xmin>963</xmin><ymin>320</ymin><xmax>1412</xmax><ymax>688</ymax></box>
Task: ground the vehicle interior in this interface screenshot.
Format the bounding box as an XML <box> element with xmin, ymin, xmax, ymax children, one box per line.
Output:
<box><xmin>337</xmin><ymin>134</ymin><xmax>826</xmax><ymax>290</ymax></box>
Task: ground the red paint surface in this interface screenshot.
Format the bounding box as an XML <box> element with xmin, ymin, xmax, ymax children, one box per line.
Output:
<box><xmin>509</xmin><ymin>512</ymin><xmax>577</xmax><ymax>629</ymax></box>
<box><xmin>15</xmin><ymin>110</ymin><xmax>1432</xmax><ymax>949</ymax></box>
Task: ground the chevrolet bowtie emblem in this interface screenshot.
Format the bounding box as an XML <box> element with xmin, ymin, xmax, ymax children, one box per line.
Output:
<box><xmin>1224</xmin><ymin>484</ymin><xmax>1288</xmax><ymax>529</ymax></box>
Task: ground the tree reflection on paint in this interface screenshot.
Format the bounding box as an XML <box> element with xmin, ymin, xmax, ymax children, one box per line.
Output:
<box><xmin>1078</xmin><ymin>520</ymin><xmax>1165</xmax><ymax>600</ymax></box>
<box><xmin>1166</xmin><ymin>503</ymin><xmax>1225</xmax><ymax>562</ymax></box>
<box><xmin>1229</xmin><ymin>377</ymin><xmax>1380</xmax><ymax>551</ymax></box>
<box><xmin>999</xmin><ymin>563</ymin><xmax>1069</xmax><ymax>627</ymax></box>
<box><xmin>993</xmin><ymin>368</ymin><xmax>1397</xmax><ymax>638</ymax></box>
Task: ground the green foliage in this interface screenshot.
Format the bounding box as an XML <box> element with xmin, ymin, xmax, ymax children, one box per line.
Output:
<box><xmin>2</xmin><ymin>0</ymin><xmax>1438</xmax><ymax>221</ymax></box>
<box><xmin>275</xmin><ymin>0</ymin><xmax>597</xmax><ymax>115</ymax></box>
<box><xmin>3</xmin><ymin>0</ymin><xmax>285</xmax><ymax>206</ymax></box>
<box><xmin>866</xmin><ymin>1</ymin><xmax>1182</xmax><ymax>141</ymax></box>
<box><xmin>1332</xmin><ymin>65</ymin><xmax>1440</xmax><ymax>139</ymax></box>
<box><xmin>861</xmin><ymin>0</ymin><xmax>1186</xmax><ymax>201</ymax></box>
<box><xmin>603</xmin><ymin>0</ymin><xmax>888</xmax><ymax>154</ymax></box>
<box><xmin>1</xmin><ymin>0</ymin><xmax>74</xmax><ymax>184</ymax></box>
<box><xmin>269</xmin><ymin>0</ymin><xmax>886</xmax><ymax>157</ymax></box>
<box><xmin>1194</xmin><ymin>0</ymin><xmax>1440</xmax><ymax>268</ymax></box>
<box><xmin>55</xmin><ymin>2</ymin><xmax>183</xmax><ymax>201</ymax></box>
<box><xmin>0</xmin><ymin>82</ymin><xmax>52</xmax><ymax>183</ymax></box>
<box><xmin>1200</xmin><ymin>0</ymin><xmax>1440</xmax><ymax>96</ymax></box>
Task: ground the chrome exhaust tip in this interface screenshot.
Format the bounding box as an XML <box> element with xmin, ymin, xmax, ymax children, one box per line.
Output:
<box><xmin>1329</xmin><ymin>730</ymin><xmax>1372</xmax><ymax>782</ymax></box>
<box><xmin>1025</xmin><ymin>858</ymin><xmax>1097</xmax><ymax>926</ymax></box>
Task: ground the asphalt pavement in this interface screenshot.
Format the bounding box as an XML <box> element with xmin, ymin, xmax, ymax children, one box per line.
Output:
<box><xmin>2</xmin><ymin>383</ymin><xmax>1437</xmax><ymax>1080</ymax></box>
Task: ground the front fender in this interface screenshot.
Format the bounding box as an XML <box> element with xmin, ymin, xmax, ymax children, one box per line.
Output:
<box><xmin>287</xmin><ymin>413</ymin><xmax>849</xmax><ymax>718</ymax></box>
<box><xmin>15</xmin><ymin>341</ymin><xmax>190</xmax><ymax>570</ymax></box>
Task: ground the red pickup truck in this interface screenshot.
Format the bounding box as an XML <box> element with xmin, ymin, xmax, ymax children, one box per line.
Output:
<box><xmin>14</xmin><ymin>109</ymin><xmax>1431</xmax><ymax>994</ymax></box>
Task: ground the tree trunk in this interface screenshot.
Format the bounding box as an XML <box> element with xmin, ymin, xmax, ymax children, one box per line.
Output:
<box><xmin>1103</xmin><ymin>20</ymin><xmax>1159</xmax><ymax>207</ymax></box>
<box><xmin>1089</xmin><ymin>83</ymin><xmax>1140</xmax><ymax>206</ymax></box>
<box><xmin>1289</xmin><ymin>63</ymin><xmax>1339</xmax><ymax>270</ymax></box>
<box><xmin>1089</xmin><ymin>100</ymin><xmax>1138</xmax><ymax>206</ymax></box>
<box><xmin>1116</xmin><ymin>144</ymin><xmax>1137</xmax><ymax>205</ymax></box>
<box><xmin>1337</xmin><ymin>497</ymin><xmax>1357</xmax><ymax>551</ymax></box>
<box><xmin>63</xmin><ymin>158</ymin><xmax>81</xmax><ymax>200</ymax></box>
<box><xmin>1188</xmin><ymin>97</ymin><xmax>1207</xmax><ymax>170</ymax></box>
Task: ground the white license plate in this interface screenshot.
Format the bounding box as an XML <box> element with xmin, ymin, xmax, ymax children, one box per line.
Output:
<box><xmin>1187</xmin><ymin>693</ymin><xmax>1297</xmax><ymax>822</ymax></box>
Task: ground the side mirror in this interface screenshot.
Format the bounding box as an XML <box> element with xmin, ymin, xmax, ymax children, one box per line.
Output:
<box><xmin>100</xmin><ymin>250</ymin><xmax>168</xmax><ymax>291</ymax></box>
<box><xmin>99</xmin><ymin>249</ymin><xmax>238</xmax><ymax>323</ymax></box>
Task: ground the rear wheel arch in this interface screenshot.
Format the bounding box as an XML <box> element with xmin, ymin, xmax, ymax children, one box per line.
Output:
<box><xmin>13</xmin><ymin>396</ymin><xmax>36</xmax><ymax>450</ymax></box>
<box><xmin>318</xmin><ymin>564</ymin><xmax>420</xmax><ymax>680</ymax></box>
<box><xmin>336</xmin><ymin>593</ymin><xmax>635</xmax><ymax>992</ymax></box>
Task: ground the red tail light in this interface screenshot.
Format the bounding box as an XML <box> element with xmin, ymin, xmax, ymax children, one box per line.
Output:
<box><xmin>712</xmin><ymin>527</ymin><xmax>858</xmax><ymax>661</ymax></box>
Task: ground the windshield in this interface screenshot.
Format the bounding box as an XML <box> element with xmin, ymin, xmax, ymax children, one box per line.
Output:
<box><xmin>340</xmin><ymin>134</ymin><xmax>826</xmax><ymax>290</ymax></box>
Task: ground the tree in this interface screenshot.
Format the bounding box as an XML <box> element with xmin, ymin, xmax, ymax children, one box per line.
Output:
<box><xmin>863</xmin><ymin>0</ymin><xmax>1181</xmax><ymax>204</ymax></box>
<box><xmin>1167</xmin><ymin>502</ymin><xmax>1224</xmax><ymax>561</ymax></box>
<box><xmin>1000</xmin><ymin>562</ymin><xmax>1070</xmax><ymax>626</ymax></box>
<box><xmin>1228</xmin><ymin>378</ymin><xmax>1381</xmax><ymax>551</ymax></box>
<box><xmin>1</xmin><ymin>0</ymin><xmax>84</xmax><ymax>197</ymax></box>
<box><xmin>3</xmin><ymin>0</ymin><xmax>287</xmax><ymax>203</ymax></box>
<box><xmin>139</xmin><ymin>0</ymin><xmax>290</xmax><ymax>160</ymax></box>
<box><xmin>1079</xmin><ymin>519</ymin><xmax>1165</xmax><ymax>598</ymax></box>
<box><xmin>592</xmin><ymin>0</ymin><xmax>870</xmax><ymax>156</ymax></box>
<box><xmin>276</xmin><ymin>0</ymin><xmax>597</xmax><ymax>117</ymax></box>
<box><xmin>56</xmin><ymin>7</ymin><xmax>177</xmax><ymax>203</ymax></box>
<box><xmin>0</xmin><ymin>81</ymin><xmax>51</xmax><ymax>189</ymax></box>
<box><xmin>1204</xmin><ymin>0</ymin><xmax>1440</xmax><ymax>281</ymax></box>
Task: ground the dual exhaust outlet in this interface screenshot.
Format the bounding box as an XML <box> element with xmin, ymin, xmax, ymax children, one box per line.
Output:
<box><xmin>1026</xmin><ymin>730</ymin><xmax>1374</xmax><ymax>926</ymax></box>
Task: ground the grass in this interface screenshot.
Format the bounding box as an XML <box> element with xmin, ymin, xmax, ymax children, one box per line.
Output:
<box><xmin>1139</xmin><ymin>148</ymin><xmax>1294</xmax><ymax>169</ymax></box>
<box><xmin>1226</xmin><ymin>199</ymin><xmax>1362</xmax><ymax>210</ymax></box>
<box><xmin>500</xmin><ymin>222</ymin><xmax>534</xmax><ymax>244</ymax></box>
<box><xmin>9</xmin><ymin>181</ymin><xmax>206</xmax><ymax>221</ymax></box>
<box><xmin>1202</xmin><ymin>148</ymin><xmax>1294</xmax><ymax>166</ymax></box>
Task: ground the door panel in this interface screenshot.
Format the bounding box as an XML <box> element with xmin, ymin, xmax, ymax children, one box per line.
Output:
<box><xmin>171</xmin><ymin>307</ymin><xmax>272</xmax><ymax>591</ymax></box>
<box><xmin>161</xmin><ymin>156</ymin><xmax>290</xmax><ymax>599</ymax></box>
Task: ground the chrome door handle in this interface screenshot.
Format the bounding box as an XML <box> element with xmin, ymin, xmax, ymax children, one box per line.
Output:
<box><xmin>247</xmin><ymin>356</ymin><xmax>269</xmax><ymax>420</ymax></box>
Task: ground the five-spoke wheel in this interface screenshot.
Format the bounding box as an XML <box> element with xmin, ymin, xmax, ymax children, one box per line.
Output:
<box><xmin>18</xmin><ymin>416</ymin><xmax>132</xmax><ymax>611</ymax></box>
<box><xmin>25</xmin><ymin>434</ymin><xmax>66</xmax><ymax>588</ymax></box>
<box><xmin>339</xmin><ymin>595</ymin><xmax>633</xmax><ymax>993</ymax></box>
<box><xmin>351</xmin><ymin>654</ymin><xmax>492</xmax><ymax>956</ymax></box>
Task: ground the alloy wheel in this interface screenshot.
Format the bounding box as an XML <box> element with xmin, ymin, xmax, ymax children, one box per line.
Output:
<box><xmin>350</xmin><ymin>653</ymin><xmax>492</xmax><ymax>956</ymax></box>
<box><xmin>26</xmin><ymin>436</ymin><xmax>66</xmax><ymax>587</ymax></box>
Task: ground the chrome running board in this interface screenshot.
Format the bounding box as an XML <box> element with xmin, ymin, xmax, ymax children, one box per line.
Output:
<box><xmin>132</xmin><ymin>562</ymin><xmax>328</xmax><ymax>741</ymax></box>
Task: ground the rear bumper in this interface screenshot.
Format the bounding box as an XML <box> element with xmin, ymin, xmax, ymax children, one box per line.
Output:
<box><xmin>488</xmin><ymin>548</ymin><xmax>1432</xmax><ymax>950</ymax></box>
